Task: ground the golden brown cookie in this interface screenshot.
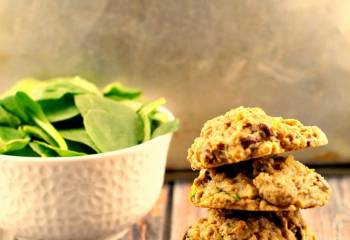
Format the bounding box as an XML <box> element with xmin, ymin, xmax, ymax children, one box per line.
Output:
<box><xmin>183</xmin><ymin>210</ymin><xmax>315</xmax><ymax>240</ymax></box>
<box><xmin>190</xmin><ymin>155</ymin><xmax>331</xmax><ymax>211</ymax></box>
<box><xmin>188</xmin><ymin>107</ymin><xmax>328</xmax><ymax>169</ymax></box>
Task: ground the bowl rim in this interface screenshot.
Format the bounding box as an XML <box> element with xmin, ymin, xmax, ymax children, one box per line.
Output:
<box><xmin>0</xmin><ymin>106</ymin><xmax>175</xmax><ymax>163</ymax></box>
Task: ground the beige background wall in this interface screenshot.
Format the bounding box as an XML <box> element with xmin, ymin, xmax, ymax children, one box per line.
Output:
<box><xmin>0</xmin><ymin>0</ymin><xmax>349</xmax><ymax>168</ymax></box>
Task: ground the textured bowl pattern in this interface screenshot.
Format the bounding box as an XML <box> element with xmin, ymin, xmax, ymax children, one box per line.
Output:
<box><xmin>0</xmin><ymin>135</ymin><xmax>172</xmax><ymax>240</ymax></box>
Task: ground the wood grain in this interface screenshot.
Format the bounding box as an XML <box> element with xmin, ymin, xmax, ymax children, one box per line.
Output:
<box><xmin>170</xmin><ymin>182</ymin><xmax>206</xmax><ymax>240</ymax></box>
<box><xmin>303</xmin><ymin>176</ymin><xmax>350</xmax><ymax>240</ymax></box>
<box><xmin>121</xmin><ymin>185</ymin><xmax>170</xmax><ymax>240</ymax></box>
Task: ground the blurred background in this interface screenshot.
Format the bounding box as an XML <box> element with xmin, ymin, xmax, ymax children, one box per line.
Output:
<box><xmin>0</xmin><ymin>0</ymin><xmax>349</xmax><ymax>169</ymax></box>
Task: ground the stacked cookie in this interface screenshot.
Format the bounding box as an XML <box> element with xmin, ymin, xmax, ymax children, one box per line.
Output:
<box><xmin>184</xmin><ymin>107</ymin><xmax>331</xmax><ymax>240</ymax></box>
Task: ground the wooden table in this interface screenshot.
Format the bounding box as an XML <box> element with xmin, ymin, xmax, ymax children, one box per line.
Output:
<box><xmin>123</xmin><ymin>174</ymin><xmax>350</xmax><ymax>240</ymax></box>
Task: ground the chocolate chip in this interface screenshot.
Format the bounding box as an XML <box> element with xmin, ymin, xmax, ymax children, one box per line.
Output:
<box><xmin>206</xmin><ymin>157</ymin><xmax>214</xmax><ymax>164</ymax></box>
<box><xmin>294</xmin><ymin>227</ymin><xmax>303</xmax><ymax>240</ymax></box>
<box><xmin>204</xmin><ymin>148</ymin><xmax>214</xmax><ymax>163</ymax></box>
<box><xmin>243</xmin><ymin>122</ymin><xmax>252</xmax><ymax>128</ymax></box>
<box><xmin>183</xmin><ymin>231</ymin><xmax>188</xmax><ymax>240</ymax></box>
<box><xmin>258</xmin><ymin>123</ymin><xmax>273</xmax><ymax>137</ymax></box>
<box><xmin>202</xmin><ymin>171</ymin><xmax>212</xmax><ymax>184</ymax></box>
<box><xmin>240</xmin><ymin>135</ymin><xmax>258</xmax><ymax>149</ymax></box>
<box><xmin>273</xmin><ymin>162</ymin><xmax>283</xmax><ymax>171</ymax></box>
<box><xmin>217</xmin><ymin>142</ymin><xmax>225</xmax><ymax>151</ymax></box>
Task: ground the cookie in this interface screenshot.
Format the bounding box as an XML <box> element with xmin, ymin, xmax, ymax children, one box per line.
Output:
<box><xmin>188</xmin><ymin>107</ymin><xmax>328</xmax><ymax>169</ymax></box>
<box><xmin>190</xmin><ymin>155</ymin><xmax>331</xmax><ymax>211</ymax></box>
<box><xmin>183</xmin><ymin>210</ymin><xmax>315</xmax><ymax>240</ymax></box>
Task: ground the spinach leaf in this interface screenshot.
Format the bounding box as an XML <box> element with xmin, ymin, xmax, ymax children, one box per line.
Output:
<box><xmin>20</xmin><ymin>125</ymin><xmax>57</xmax><ymax>146</ymax></box>
<box><xmin>84</xmin><ymin>110</ymin><xmax>141</xmax><ymax>152</ymax></box>
<box><xmin>29</xmin><ymin>141</ymin><xmax>57</xmax><ymax>157</ymax></box>
<box><xmin>1</xmin><ymin>95</ymin><xmax>30</xmax><ymax>122</ymax></box>
<box><xmin>152</xmin><ymin>119</ymin><xmax>179</xmax><ymax>138</ymax></box>
<box><xmin>32</xmin><ymin>78</ymin><xmax>95</xmax><ymax>123</ymax></box>
<box><xmin>74</xmin><ymin>94</ymin><xmax>97</xmax><ymax>115</ymax></box>
<box><xmin>6</xmin><ymin>146</ymin><xmax>40</xmax><ymax>157</ymax></box>
<box><xmin>34</xmin><ymin>76</ymin><xmax>101</xmax><ymax>101</ymax></box>
<box><xmin>138</xmin><ymin>98</ymin><xmax>166</xmax><ymax>141</ymax></box>
<box><xmin>103</xmin><ymin>82</ymin><xmax>141</xmax><ymax>100</ymax></box>
<box><xmin>150</xmin><ymin>111</ymin><xmax>170</xmax><ymax>124</ymax></box>
<box><xmin>59</xmin><ymin>128</ymin><xmax>100</xmax><ymax>153</ymax></box>
<box><xmin>0</xmin><ymin>78</ymin><xmax>43</xmax><ymax>98</ymax></box>
<box><xmin>14</xmin><ymin>92</ymin><xmax>68</xmax><ymax>150</ymax></box>
<box><xmin>233</xmin><ymin>193</ymin><xmax>241</xmax><ymax>201</ymax></box>
<box><xmin>66</xmin><ymin>140</ymin><xmax>97</xmax><ymax>154</ymax></box>
<box><xmin>39</xmin><ymin>94</ymin><xmax>80</xmax><ymax>122</ymax></box>
<box><xmin>1</xmin><ymin>78</ymin><xmax>177</xmax><ymax>157</ymax></box>
<box><xmin>75</xmin><ymin>95</ymin><xmax>143</xmax><ymax>152</ymax></box>
<box><xmin>29</xmin><ymin>141</ymin><xmax>86</xmax><ymax>157</ymax></box>
<box><xmin>0</xmin><ymin>106</ymin><xmax>21</xmax><ymax>127</ymax></box>
<box><xmin>0</xmin><ymin>126</ymin><xmax>30</xmax><ymax>154</ymax></box>
<box><xmin>119</xmin><ymin>100</ymin><xmax>143</xmax><ymax>111</ymax></box>
<box><xmin>57</xmin><ymin>76</ymin><xmax>100</xmax><ymax>96</ymax></box>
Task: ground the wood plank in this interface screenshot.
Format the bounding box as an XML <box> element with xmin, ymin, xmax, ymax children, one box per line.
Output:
<box><xmin>120</xmin><ymin>185</ymin><xmax>170</xmax><ymax>240</ymax></box>
<box><xmin>170</xmin><ymin>182</ymin><xmax>206</xmax><ymax>240</ymax></box>
<box><xmin>303</xmin><ymin>176</ymin><xmax>350</xmax><ymax>240</ymax></box>
<box><xmin>171</xmin><ymin>177</ymin><xmax>350</xmax><ymax>240</ymax></box>
<box><xmin>0</xmin><ymin>230</ymin><xmax>15</xmax><ymax>240</ymax></box>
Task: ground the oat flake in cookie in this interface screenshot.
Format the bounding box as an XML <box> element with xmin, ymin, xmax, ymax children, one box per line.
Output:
<box><xmin>190</xmin><ymin>155</ymin><xmax>331</xmax><ymax>211</ymax></box>
<box><xmin>187</xmin><ymin>107</ymin><xmax>328</xmax><ymax>170</ymax></box>
<box><xmin>183</xmin><ymin>210</ymin><xmax>315</xmax><ymax>240</ymax></box>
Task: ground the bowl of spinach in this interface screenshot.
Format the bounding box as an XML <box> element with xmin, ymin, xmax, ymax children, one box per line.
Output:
<box><xmin>0</xmin><ymin>77</ymin><xmax>178</xmax><ymax>240</ymax></box>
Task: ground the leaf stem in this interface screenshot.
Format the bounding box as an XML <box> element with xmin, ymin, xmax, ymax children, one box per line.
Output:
<box><xmin>34</xmin><ymin>117</ymin><xmax>68</xmax><ymax>150</ymax></box>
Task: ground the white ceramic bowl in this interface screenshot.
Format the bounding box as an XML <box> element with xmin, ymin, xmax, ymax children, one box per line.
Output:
<box><xmin>0</xmin><ymin>109</ymin><xmax>174</xmax><ymax>240</ymax></box>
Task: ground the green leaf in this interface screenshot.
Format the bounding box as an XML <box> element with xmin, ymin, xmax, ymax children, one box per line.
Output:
<box><xmin>0</xmin><ymin>126</ymin><xmax>30</xmax><ymax>154</ymax></box>
<box><xmin>191</xmin><ymin>193</ymin><xmax>196</xmax><ymax>202</ymax></box>
<box><xmin>39</xmin><ymin>94</ymin><xmax>80</xmax><ymax>122</ymax></box>
<box><xmin>34</xmin><ymin>76</ymin><xmax>101</xmax><ymax>101</ymax></box>
<box><xmin>138</xmin><ymin>98</ymin><xmax>166</xmax><ymax>141</ymax></box>
<box><xmin>84</xmin><ymin>110</ymin><xmax>141</xmax><ymax>152</ymax></box>
<box><xmin>19</xmin><ymin>125</ymin><xmax>57</xmax><ymax>146</ymax></box>
<box><xmin>66</xmin><ymin>140</ymin><xmax>97</xmax><ymax>154</ymax></box>
<box><xmin>14</xmin><ymin>92</ymin><xmax>68</xmax><ymax>150</ymax></box>
<box><xmin>0</xmin><ymin>106</ymin><xmax>21</xmax><ymax>127</ymax></box>
<box><xmin>150</xmin><ymin>112</ymin><xmax>170</xmax><ymax>124</ymax></box>
<box><xmin>0</xmin><ymin>78</ymin><xmax>43</xmax><ymax>98</ymax></box>
<box><xmin>119</xmin><ymin>100</ymin><xmax>143</xmax><ymax>111</ymax></box>
<box><xmin>75</xmin><ymin>95</ymin><xmax>143</xmax><ymax>152</ymax></box>
<box><xmin>152</xmin><ymin>119</ymin><xmax>179</xmax><ymax>138</ymax></box>
<box><xmin>233</xmin><ymin>193</ymin><xmax>241</xmax><ymax>201</ymax></box>
<box><xmin>74</xmin><ymin>94</ymin><xmax>97</xmax><ymax>115</ymax></box>
<box><xmin>1</xmin><ymin>95</ymin><xmax>30</xmax><ymax>122</ymax></box>
<box><xmin>150</xmin><ymin>111</ymin><xmax>170</xmax><ymax>133</ymax></box>
<box><xmin>59</xmin><ymin>128</ymin><xmax>100</xmax><ymax>153</ymax></box>
<box><xmin>0</xmin><ymin>126</ymin><xmax>27</xmax><ymax>140</ymax></box>
<box><xmin>58</xmin><ymin>76</ymin><xmax>100</xmax><ymax>96</ymax></box>
<box><xmin>29</xmin><ymin>141</ymin><xmax>86</xmax><ymax>157</ymax></box>
<box><xmin>29</xmin><ymin>142</ymin><xmax>57</xmax><ymax>157</ymax></box>
<box><xmin>103</xmin><ymin>82</ymin><xmax>142</xmax><ymax>100</ymax></box>
<box><xmin>6</xmin><ymin>146</ymin><xmax>40</xmax><ymax>157</ymax></box>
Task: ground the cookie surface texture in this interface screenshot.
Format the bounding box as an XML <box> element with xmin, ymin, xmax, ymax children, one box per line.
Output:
<box><xmin>188</xmin><ymin>106</ymin><xmax>328</xmax><ymax>169</ymax></box>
